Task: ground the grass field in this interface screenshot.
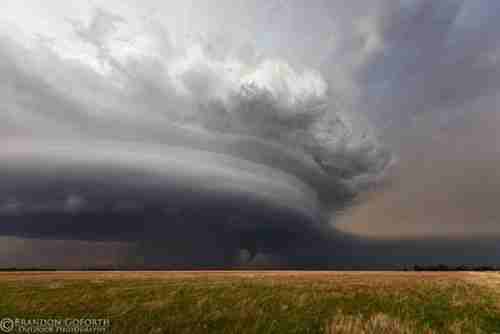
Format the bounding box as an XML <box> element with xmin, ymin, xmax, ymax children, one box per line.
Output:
<box><xmin>0</xmin><ymin>271</ymin><xmax>499</xmax><ymax>333</ymax></box>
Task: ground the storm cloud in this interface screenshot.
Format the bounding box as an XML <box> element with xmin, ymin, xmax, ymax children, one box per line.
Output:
<box><xmin>1</xmin><ymin>0</ymin><xmax>500</xmax><ymax>267</ymax></box>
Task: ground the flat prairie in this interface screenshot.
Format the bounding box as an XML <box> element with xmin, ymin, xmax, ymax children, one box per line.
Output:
<box><xmin>0</xmin><ymin>271</ymin><xmax>499</xmax><ymax>333</ymax></box>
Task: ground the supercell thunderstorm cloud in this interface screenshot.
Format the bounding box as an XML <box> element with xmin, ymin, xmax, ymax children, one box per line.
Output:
<box><xmin>1</xmin><ymin>0</ymin><xmax>500</xmax><ymax>268</ymax></box>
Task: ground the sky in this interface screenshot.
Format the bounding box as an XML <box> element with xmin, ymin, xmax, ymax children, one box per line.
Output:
<box><xmin>1</xmin><ymin>0</ymin><xmax>500</xmax><ymax>268</ymax></box>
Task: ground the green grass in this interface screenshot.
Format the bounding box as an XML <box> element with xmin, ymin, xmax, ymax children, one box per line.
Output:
<box><xmin>0</xmin><ymin>272</ymin><xmax>498</xmax><ymax>333</ymax></box>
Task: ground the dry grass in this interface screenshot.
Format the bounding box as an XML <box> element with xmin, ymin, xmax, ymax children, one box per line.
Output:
<box><xmin>465</xmin><ymin>272</ymin><xmax>500</xmax><ymax>311</ymax></box>
<box><xmin>464</xmin><ymin>272</ymin><xmax>500</xmax><ymax>291</ymax></box>
<box><xmin>0</xmin><ymin>270</ymin><xmax>468</xmax><ymax>286</ymax></box>
<box><xmin>0</xmin><ymin>271</ymin><xmax>498</xmax><ymax>333</ymax></box>
<box><xmin>327</xmin><ymin>313</ymin><xmax>431</xmax><ymax>334</ymax></box>
<box><xmin>326</xmin><ymin>312</ymin><xmax>487</xmax><ymax>334</ymax></box>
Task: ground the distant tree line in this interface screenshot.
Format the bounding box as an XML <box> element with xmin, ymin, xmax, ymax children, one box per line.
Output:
<box><xmin>408</xmin><ymin>265</ymin><xmax>499</xmax><ymax>272</ymax></box>
<box><xmin>0</xmin><ymin>265</ymin><xmax>499</xmax><ymax>271</ymax></box>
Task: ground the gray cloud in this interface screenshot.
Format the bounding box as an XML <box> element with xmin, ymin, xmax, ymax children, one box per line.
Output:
<box><xmin>1</xmin><ymin>1</ymin><xmax>500</xmax><ymax>267</ymax></box>
<box><xmin>0</xmin><ymin>7</ymin><xmax>388</xmax><ymax>266</ymax></box>
<box><xmin>345</xmin><ymin>1</ymin><xmax>500</xmax><ymax>130</ymax></box>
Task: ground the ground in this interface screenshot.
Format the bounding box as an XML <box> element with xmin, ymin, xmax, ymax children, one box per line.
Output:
<box><xmin>0</xmin><ymin>271</ymin><xmax>499</xmax><ymax>333</ymax></box>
